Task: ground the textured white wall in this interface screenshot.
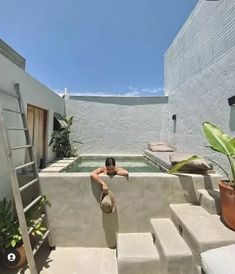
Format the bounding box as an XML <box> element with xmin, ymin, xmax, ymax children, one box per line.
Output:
<box><xmin>163</xmin><ymin>0</ymin><xmax>235</xmax><ymax>177</ymax></box>
<box><xmin>0</xmin><ymin>53</ymin><xmax>65</xmax><ymax>200</ymax></box>
<box><xmin>65</xmin><ymin>96</ymin><xmax>168</xmax><ymax>154</ymax></box>
<box><xmin>164</xmin><ymin>0</ymin><xmax>235</xmax><ymax>94</ymax></box>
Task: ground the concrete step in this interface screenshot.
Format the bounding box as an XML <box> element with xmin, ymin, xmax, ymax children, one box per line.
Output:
<box><xmin>197</xmin><ymin>189</ymin><xmax>221</xmax><ymax>215</ymax></box>
<box><xmin>169</xmin><ymin>204</ymin><xmax>235</xmax><ymax>260</ymax></box>
<box><xmin>151</xmin><ymin>218</ymin><xmax>193</xmax><ymax>274</ymax></box>
<box><xmin>175</xmin><ymin>174</ymin><xmax>221</xmax><ymax>204</ymax></box>
<box><xmin>117</xmin><ymin>233</ymin><xmax>160</xmax><ymax>274</ymax></box>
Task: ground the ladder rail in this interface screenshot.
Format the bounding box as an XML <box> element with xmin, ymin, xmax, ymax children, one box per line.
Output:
<box><xmin>0</xmin><ymin>101</ymin><xmax>38</xmax><ymax>274</ymax></box>
<box><xmin>0</xmin><ymin>84</ymin><xmax>55</xmax><ymax>274</ymax></box>
<box><xmin>15</xmin><ymin>83</ymin><xmax>55</xmax><ymax>247</ymax></box>
<box><xmin>15</xmin><ymin>83</ymin><xmax>39</xmax><ymax>179</ymax></box>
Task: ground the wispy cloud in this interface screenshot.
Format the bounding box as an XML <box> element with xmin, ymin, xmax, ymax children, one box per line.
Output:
<box><xmin>128</xmin><ymin>86</ymin><xmax>163</xmax><ymax>96</ymax></box>
<box><xmin>55</xmin><ymin>85</ymin><xmax>164</xmax><ymax>97</ymax></box>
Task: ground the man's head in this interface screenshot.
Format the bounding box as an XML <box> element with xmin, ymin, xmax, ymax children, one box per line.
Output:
<box><xmin>105</xmin><ymin>157</ymin><xmax>116</xmax><ymax>174</ymax></box>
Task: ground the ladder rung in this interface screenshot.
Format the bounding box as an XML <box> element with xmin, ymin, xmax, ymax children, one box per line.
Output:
<box><xmin>33</xmin><ymin>229</ymin><xmax>50</xmax><ymax>255</ymax></box>
<box><xmin>19</xmin><ymin>178</ymin><xmax>39</xmax><ymax>192</ymax></box>
<box><xmin>15</xmin><ymin>161</ymin><xmax>35</xmax><ymax>171</ymax></box>
<box><xmin>3</xmin><ymin>108</ymin><xmax>22</xmax><ymax>114</ymax></box>
<box><xmin>24</xmin><ymin>195</ymin><xmax>42</xmax><ymax>213</ymax></box>
<box><xmin>0</xmin><ymin>88</ymin><xmax>19</xmax><ymax>99</ymax></box>
<box><xmin>8</xmin><ymin>127</ymin><xmax>28</xmax><ymax>131</ymax></box>
<box><xmin>12</xmin><ymin>145</ymin><xmax>31</xmax><ymax>150</ymax></box>
<box><xmin>28</xmin><ymin>213</ymin><xmax>46</xmax><ymax>235</ymax></box>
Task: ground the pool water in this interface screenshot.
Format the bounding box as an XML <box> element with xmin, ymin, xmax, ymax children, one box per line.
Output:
<box><xmin>63</xmin><ymin>157</ymin><xmax>162</xmax><ymax>173</ymax></box>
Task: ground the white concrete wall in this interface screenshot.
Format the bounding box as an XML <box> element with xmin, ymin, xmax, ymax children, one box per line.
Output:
<box><xmin>65</xmin><ymin>96</ymin><xmax>168</xmax><ymax>154</ymax></box>
<box><xmin>0</xmin><ymin>53</ymin><xmax>65</xmax><ymax>200</ymax></box>
<box><xmin>163</xmin><ymin>0</ymin><xmax>235</xmax><ymax>177</ymax></box>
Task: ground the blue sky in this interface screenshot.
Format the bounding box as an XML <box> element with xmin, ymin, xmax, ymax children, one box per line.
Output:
<box><xmin>0</xmin><ymin>0</ymin><xmax>197</xmax><ymax>96</ymax></box>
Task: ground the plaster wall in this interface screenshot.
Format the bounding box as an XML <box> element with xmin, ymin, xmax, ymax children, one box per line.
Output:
<box><xmin>65</xmin><ymin>96</ymin><xmax>168</xmax><ymax>154</ymax></box>
<box><xmin>0</xmin><ymin>53</ymin><xmax>65</xmax><ymax>200</ymax></box>
<box><xmin>162</xmin><ymin>0</ymin><xmax>235</xmax><ymax>176</ymax></box>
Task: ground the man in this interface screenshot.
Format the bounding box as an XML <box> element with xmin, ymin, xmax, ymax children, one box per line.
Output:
<box><xmin>90</xmin><ymin>157</ymin><xmax>128</xmax><ymax>194</ymax></box>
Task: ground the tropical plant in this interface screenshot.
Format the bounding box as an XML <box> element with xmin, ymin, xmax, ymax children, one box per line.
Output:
<box><xmin>49</xmin><ymin>116</ymin><xmax>82</xmax><ymax>158</ymax></box>
<box><xmin>202</xmin><ymin>122</ymin><xmax>235</xmax><ymax>188</ymax></box>
<box><xmin>169</xmin><ymin>155</ymin><xmax>199</xmax><ymax>173</ymax></box>
<box><xmin>0</xmin><ymin>195</ymin><xmax>50</xmax><ymax>249</ymax></box>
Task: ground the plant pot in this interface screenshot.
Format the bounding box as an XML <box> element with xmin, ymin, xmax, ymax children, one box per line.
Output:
<box><xmin>219</xmin><ymin>181</ymin><xmax>235</xmax><ymax>230</ymax></box>
<box><xmin>1</xmin><ymin>245</ymin><xmax>27</xmax><ymax>269</ymax></box>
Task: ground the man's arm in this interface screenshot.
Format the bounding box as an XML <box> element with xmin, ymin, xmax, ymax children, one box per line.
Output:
<box><xmin>116</xmin><ymin>167</ymin><xmax>129</xmax><ymax>177</ymax></box>
<box><xmin>90</xmin><ymin>167</ymin><xmax>109</xmax><ymax>193</ymax></box>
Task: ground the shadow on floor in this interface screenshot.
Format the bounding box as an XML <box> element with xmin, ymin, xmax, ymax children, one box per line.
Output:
<box><xmin>0</xmin><ymin>247</ymin><xmax>53</xmax><ymax>274</ymax></box>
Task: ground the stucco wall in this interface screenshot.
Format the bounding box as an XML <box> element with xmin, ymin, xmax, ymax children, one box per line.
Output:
<box><xmin>162</xmin><ymin>0</ymin><xmax>235</xmax><ymax>176</ymax></box>
<box><xmin>0</xmin><ymin>53</ymin><xmax>65</xmax><ymax>200</ymax></box>
<box><xmin>65</xmin><ymin>96</ymin><xmax>168</xmax><ymax>154</ymax></box>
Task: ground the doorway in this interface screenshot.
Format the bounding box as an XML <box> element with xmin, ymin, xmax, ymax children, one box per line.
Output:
<box><xmin>27</xmin><ymin>104</ymin><xmax>47</xmax><ymax>168</ymax></box>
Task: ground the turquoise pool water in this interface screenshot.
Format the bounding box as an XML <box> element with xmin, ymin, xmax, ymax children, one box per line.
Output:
<box><xmin>62</xmin><ymin>156</ymin><xmax>162</xmax><ymax>173</ymax></box>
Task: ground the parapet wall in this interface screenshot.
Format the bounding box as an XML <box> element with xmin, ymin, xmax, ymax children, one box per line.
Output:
<box><xmin>65</xmin><ymin>96</ymin><xmax>168</xmax><ymax>154</ymax></box>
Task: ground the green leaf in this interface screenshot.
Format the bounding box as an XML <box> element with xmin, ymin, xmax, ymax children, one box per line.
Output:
<box><xmin>35</xmin><ymin>230</ymin><xmax>44</xmax><ymax>237</ymax></box>
<box><xmin>203</xmin><ymin>122</ymin><xmax>235</xmax><ymax>156</ymax></box>
<box><xmin>169</xmin><ymin>155</ymin><xmax>199</xmax><ymax>173</ymax></box>
<box><xmin>11</xmin><ymin>239</ymin><xmax>17</xmax><ymax>248</ymax></box>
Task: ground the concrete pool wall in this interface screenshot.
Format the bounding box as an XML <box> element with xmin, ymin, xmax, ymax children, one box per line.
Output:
<box><xmin>39</xmin><ymin>157</ymin><xmax>221</xmax><ymax>248</ymax></box>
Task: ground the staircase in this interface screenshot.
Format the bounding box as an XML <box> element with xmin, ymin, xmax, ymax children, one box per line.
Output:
<box><xmin>116</xmin><ymin>203</ymin><xmax>235</xmax><ymax>274</ymax></box>
<box><xmin>114</xmin><ymin>170</ymin><xmax>235</xmax><ymax>274</ymax></box>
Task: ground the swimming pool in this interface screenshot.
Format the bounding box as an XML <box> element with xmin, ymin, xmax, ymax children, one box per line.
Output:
<box><xmin>62</xmin><ymin>155</ymin><xmax>163</xmax><ymax>173</ymax></box>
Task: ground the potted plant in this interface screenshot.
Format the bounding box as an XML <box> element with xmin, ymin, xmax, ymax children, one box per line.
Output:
<box><xmin>49</xmin><ymin>115</ymin><xmax>82</xmax><ymax>158</ymax></box>
<box><xmin>202</xmin><ymin>122</ymin><xmax>235</xmax><ymax>230</ymax></box>
<box><xmin>0</xmin><ymin>196</ymin><xmax>50</xmax><ymax>269</ymax></box>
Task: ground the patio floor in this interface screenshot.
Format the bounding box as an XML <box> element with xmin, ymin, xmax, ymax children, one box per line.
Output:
<box><xmin>0</xmin><ymin>247</ymin><xmax>118</xmax><ymax>274</ymax></box>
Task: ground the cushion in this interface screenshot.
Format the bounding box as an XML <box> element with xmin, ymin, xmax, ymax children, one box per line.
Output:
<box><xmin>169</xmin><ymin>152</ymin><xmax>212</xmax><ymax>171</ymax></box>
<box><xmin>201</xmin><ymin>244</ymin><xmax>235</xmax><ymax>274</ymax></box>
<box><xmin>148</xmin><ymin>142</ymin><xmax>174</xmax><ymax>152</ymax></box>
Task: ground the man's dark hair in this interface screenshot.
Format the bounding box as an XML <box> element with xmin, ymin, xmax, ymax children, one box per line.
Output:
<box><xmin>105</xmin><ymin>157</ymin><xmax>116</xmax><ymax>167</ymax></box>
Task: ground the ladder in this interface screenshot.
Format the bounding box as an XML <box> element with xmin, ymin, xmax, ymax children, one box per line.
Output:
<box><xmin>0</xmin><ymin>83</ymin><xmax>54</xmax><ymax>274</ymax></box>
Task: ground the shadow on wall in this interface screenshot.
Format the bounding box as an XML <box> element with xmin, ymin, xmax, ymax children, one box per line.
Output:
<box><xmin>69</xmin><ymin>96</ymin><xmax>168</xmax><ymax>106</ymax></box>
<box><xmin>90</xmin><ymin>179</ymin><xmax>119</xmax><ymax>248</ymax></box>
<box><xmin>229</xmin><ymin>107</ymin><xmax>235</xmax><ymax>131</ymax></box>
<box><xmin>177</xmin><ymin>174</ymin><xmax>215</xmax><ymax>204</ymax></box>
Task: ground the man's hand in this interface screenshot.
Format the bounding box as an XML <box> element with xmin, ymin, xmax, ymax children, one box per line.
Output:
<box><xmin>102</xmin><ymin>184</ymin><xmax>109</xmax><ymax>194</ymax></box>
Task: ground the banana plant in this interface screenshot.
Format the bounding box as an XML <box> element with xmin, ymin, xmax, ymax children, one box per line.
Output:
<box><xmin>169</xmin><ymin>155</ymin><xmax>199</xmax><ymax>173</ymax></box>
<box><xmin>49</xmin><ymin>116</ymin><xmax>82</xmax><ymax>158</ymax></box>
<box><xmin>202</xmin><ymin>122</ymin><xmax>235</xmax><ymax>187</ymax></box>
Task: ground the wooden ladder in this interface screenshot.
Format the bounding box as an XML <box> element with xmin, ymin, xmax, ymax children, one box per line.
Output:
<box><xmin>0</xmin><ymin>83</ymin><xmax>54</xmax><ymax>274</ymax></box>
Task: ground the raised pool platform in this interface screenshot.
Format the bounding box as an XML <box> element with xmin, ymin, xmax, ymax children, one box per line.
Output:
<box><xmin>39</xmin><ymin>154</ymin><xmax>221</xmax><ymax>248</ymax></box>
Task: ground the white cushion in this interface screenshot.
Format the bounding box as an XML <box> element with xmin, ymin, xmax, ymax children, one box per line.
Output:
<box><xmin>201</xmin><ymin>244</ymin><xmax>235</xmax><ymax>274</ymax></box>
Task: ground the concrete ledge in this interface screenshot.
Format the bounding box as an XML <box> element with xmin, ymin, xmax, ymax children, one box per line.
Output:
<box><xmin>151</xmin><ymin>218</ymin><xmax>193</xmax><ymax>274</ymax></box>
<box><xmin>169</xmin><ymin>204</ymin><xmax>235</xmax><ymax>258</ymax></box>
<box><xmin>40</xmin><ymin>158</ymin><xmax>76</xmax><ymax>172</ymax></box>
<box><xmin>176</xmin><ymin>174</ymin><xmax>221</xmax><ymax>204</ymax></box>
<box><xmin>197</xmin><ymin>189</ymin><xmax>221</xmax><ymax>215</ymax></box>
<box><xmin>117</xmin><ymin>233</ymin><xmax>160</xmax><ymax>274</ymax></box>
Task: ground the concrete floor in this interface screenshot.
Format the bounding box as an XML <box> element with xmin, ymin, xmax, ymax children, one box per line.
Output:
<box><xmin>0</xmin><ymin>247</ymin><xmax>118</xmax><ymax>274</ymax></box>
